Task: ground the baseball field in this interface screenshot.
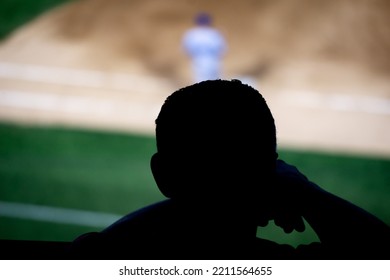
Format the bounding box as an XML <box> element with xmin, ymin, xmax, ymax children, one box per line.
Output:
<box><xmin>0</xmin><ymin>0</ymin><xmax>389</xmax><ymax>248</ymax></box>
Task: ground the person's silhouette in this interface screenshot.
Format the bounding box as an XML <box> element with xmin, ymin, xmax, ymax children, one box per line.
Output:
<box><xmin>71</xmin><ymin>79</ymin><xmax>389</xmax><ymax>259</ymax></box>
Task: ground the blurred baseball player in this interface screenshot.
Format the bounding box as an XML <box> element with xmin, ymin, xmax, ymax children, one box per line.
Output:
<box><xmin>182</xmin><ymin>12</ymin><xmax>227</xmax><ymax>82</ymax></box>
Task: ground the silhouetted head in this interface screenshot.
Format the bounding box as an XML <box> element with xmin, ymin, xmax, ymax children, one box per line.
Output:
<box><xmin>151</xmin><ymin>79</ymin><xmax>277</xmax><ymax>208</ymax></box>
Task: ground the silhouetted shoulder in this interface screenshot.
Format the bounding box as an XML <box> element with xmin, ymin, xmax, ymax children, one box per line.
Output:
<box><xmin>70</xmin><ymin>199</ymin><xmax>330</xmax><ymax>260</ymax></box>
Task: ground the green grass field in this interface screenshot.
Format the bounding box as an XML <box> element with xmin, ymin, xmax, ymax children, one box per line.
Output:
<box><xmin>0</xmin><ymin>0</ymin><xmax>71</xmax><ymax>39</ymax></box>
<box><xmin>0</xmin><ymin>122</ymin><xmax>389</xmax><ymax>246</ymax></box>
<box><xmin>0</xmin><ymin>122</ymin><xmax>163</xmax><ymax>241</ymax></box>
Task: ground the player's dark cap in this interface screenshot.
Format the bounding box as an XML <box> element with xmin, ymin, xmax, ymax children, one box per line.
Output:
<box><xmin>195</xmin><ymin>12</ymin><xmax>212</xmax><ymax>25</ymax></box>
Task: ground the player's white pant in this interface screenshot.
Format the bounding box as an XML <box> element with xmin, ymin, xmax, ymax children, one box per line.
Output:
<box><xmin>192</xmin><ymin>57</ymin><xmax>221</xmax><ymax>82</ymax></box>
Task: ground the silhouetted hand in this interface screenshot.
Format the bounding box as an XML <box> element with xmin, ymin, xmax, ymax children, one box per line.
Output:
<box><xmin>262</xmin><ymin>159</ymin><xmax>319</xmax><ymax>233</ymax></box>
<box><xmin>271</xmin><ymin>160</ymin><xmax>390</xmax><ymax>257</ymax></box>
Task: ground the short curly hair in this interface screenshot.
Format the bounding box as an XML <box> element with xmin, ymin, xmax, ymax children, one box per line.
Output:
<box><xmin>156</xmin><ymin>79</ymin><xmax>277</xmax><ymax>159</ymax></box>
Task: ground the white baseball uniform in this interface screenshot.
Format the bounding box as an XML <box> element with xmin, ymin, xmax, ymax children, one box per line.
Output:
<box><xmin>182</xmin><ymin>26</ymin><xmax>227</xmax><ymax>82</ymax></box>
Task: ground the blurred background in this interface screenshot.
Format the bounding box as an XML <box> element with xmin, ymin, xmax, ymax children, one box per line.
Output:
<box><xmin>0</xmin><ymin>0</ymin><xmax>389</xmax><ymax>247</ymax></box>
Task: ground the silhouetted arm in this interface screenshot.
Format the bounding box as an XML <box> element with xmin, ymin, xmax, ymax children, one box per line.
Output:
<box><xmin>274</xmin><ymin>159</ymin><xmax>390</xmax><ymax>258</ymax></box>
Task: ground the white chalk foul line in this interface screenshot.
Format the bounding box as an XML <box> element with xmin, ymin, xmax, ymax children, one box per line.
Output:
<box><xmin>0</xmin><ymin>89</ymin><xmax>118</xmax><ymax>114</ymax></box>
<box><xmin>0</xmin><ymin>201</ymin><xmax>122</xmax><ymax>228</ymax></box>
<box><xmin>0</xmin><ymin>89</ymin><xmax>161</xmax><ymax>118</ymax></box>
<box><xmin>0</xmin><ymin>61</ymin><xmax>171</xmax><ymax>93</ymax></box>
<box><xmin>278</xmin><ymin>90</ymin><xmax>390</xmax><ymax>116</ymax></box>
<box><xmin>0</xmin><ymin>61</ymin><xmax>389</xmax><ymax>116</ymax></box>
